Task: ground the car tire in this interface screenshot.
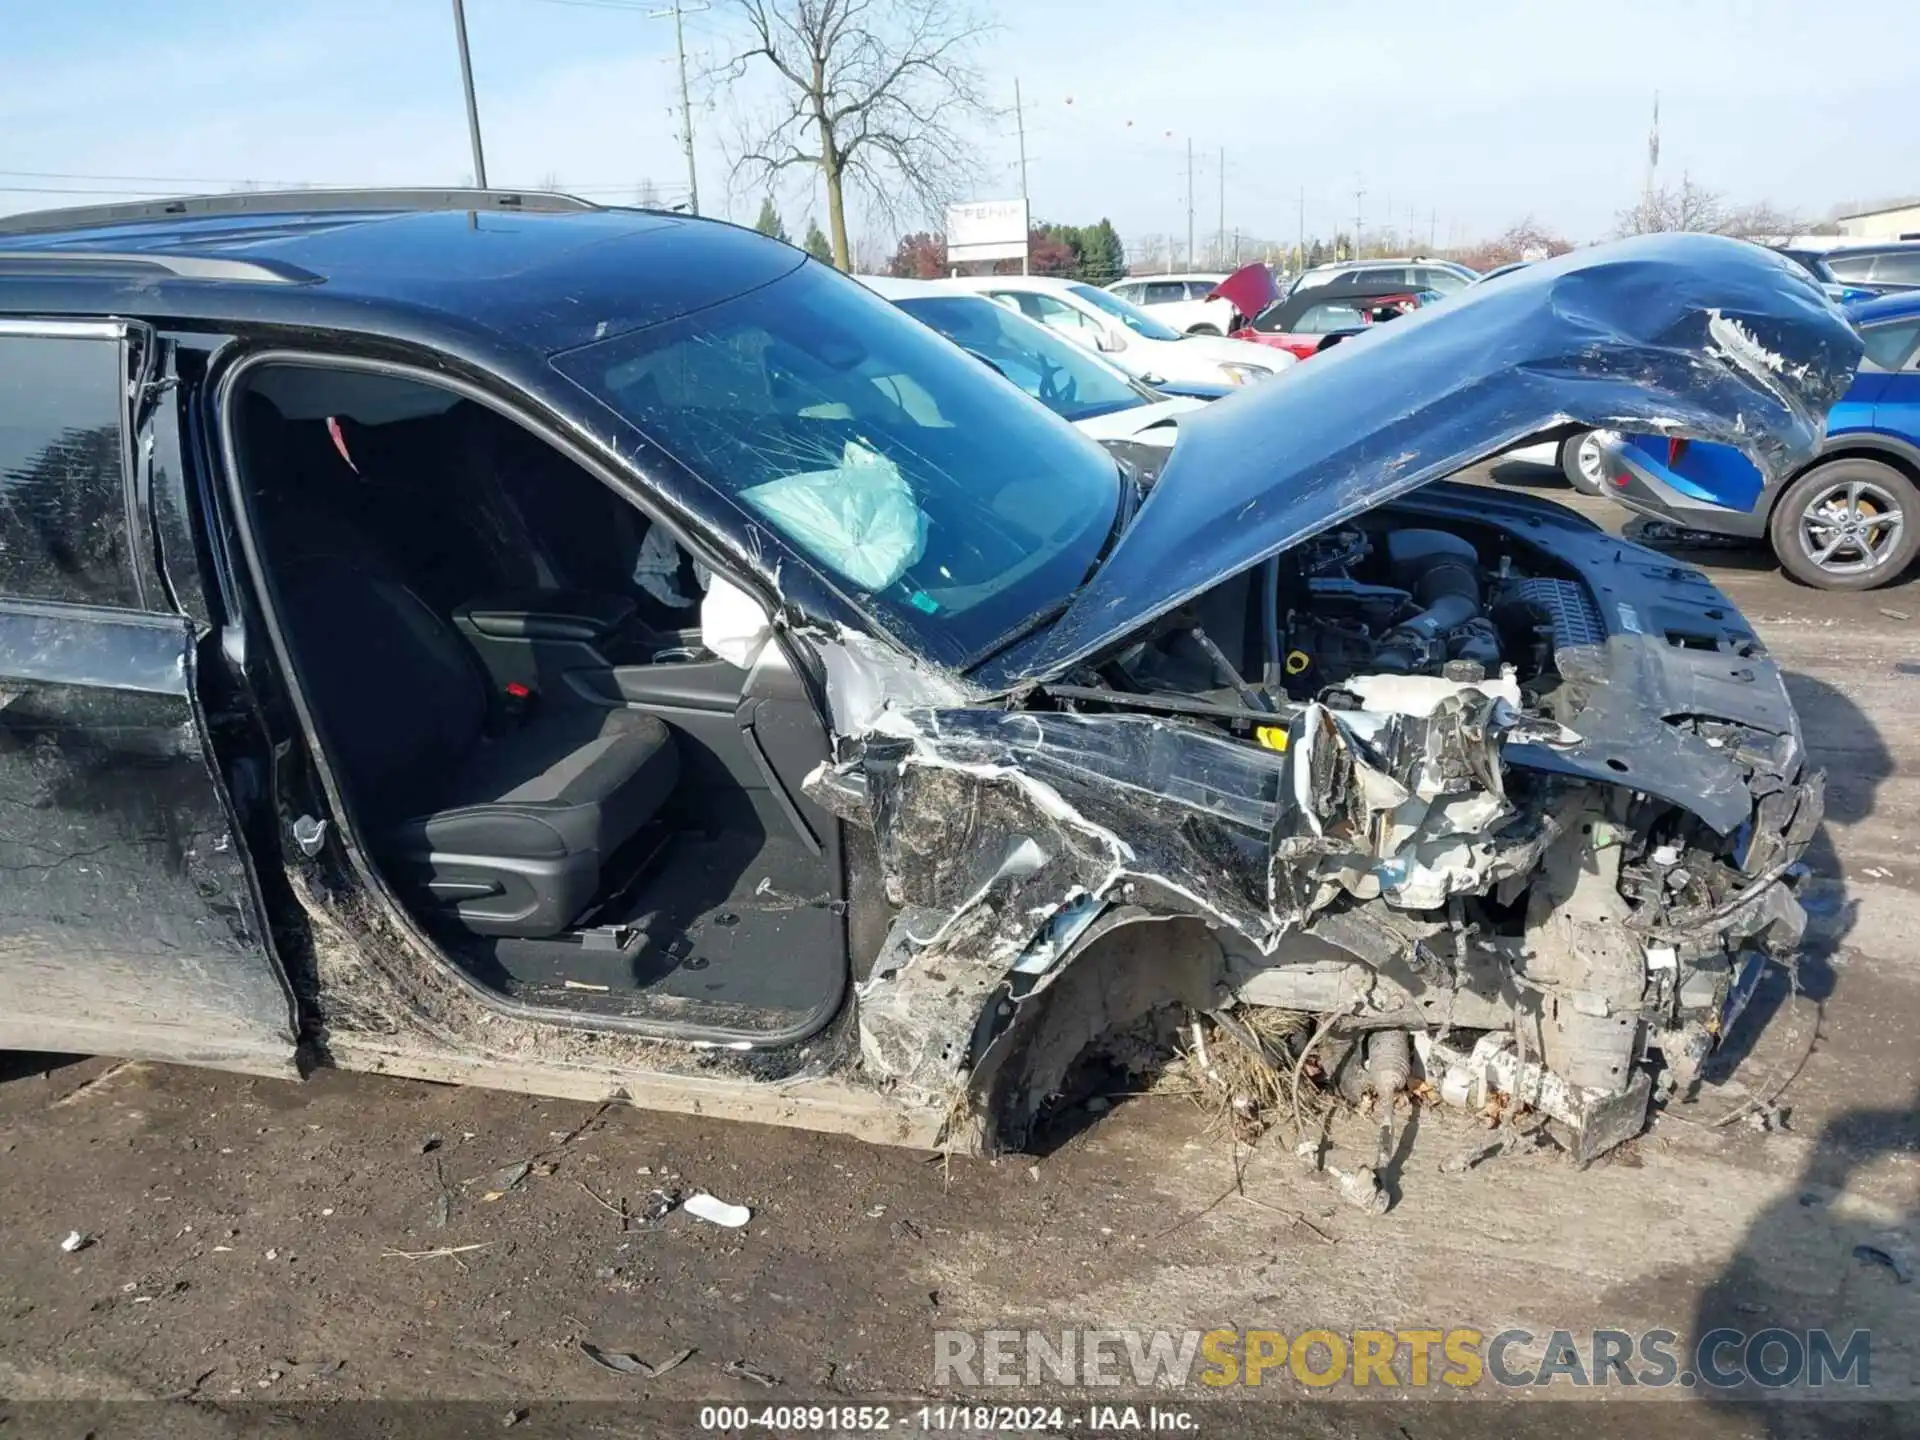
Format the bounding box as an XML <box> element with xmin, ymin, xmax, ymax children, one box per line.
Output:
<box><xmin>1559</xmin><ymin>430</ymin><xmax>1606</xmax><ymax>495</ymax></box>
<box><xmin>1768</xmin><ymin>457</ymin><xmax>1920</xmax><ymax>591</ymax></box>
<box><xmin>1186</xmin><ymin>324</ymin><xmax>1222</xmax><ymax>336</ymax></box>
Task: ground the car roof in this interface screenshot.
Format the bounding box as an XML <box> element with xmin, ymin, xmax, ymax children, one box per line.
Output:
<box><xmin>0</xmin><ymin>189</ymin><xmax>807</xmax><ymax>358</ymax></box>
<box><xmin>1116</xmin><ymin>273</ymin><xmax>1227</xmax><ymax>284</ymax></box>
<box><xmin>854</xmin><ymin>273</ymin><xmax>955</xmax><ymax>299</ymax></box>
<box><xmin>1290</xmin><ymin>283</ymin><xmax>1432</xmax><ymax>305</ymax></box>
<box><xmin>1845</xmin><ymin>290</ymin><xmax>1920</xmax><ymax>325</ymax></box>
<box><xmin>1307</xmin><ymin>256</ymin><xmax>1472</xmax><ymax>273</ymax></box>
<box><xmin>1824</xmin><ymin>241</ymin><xmax>1920</xmax><ymax>259</ymax></box>
<box><xmin>943</xmin><ymin>274</ymin><xmax>1084</xmax><ymax>295</ymax></box>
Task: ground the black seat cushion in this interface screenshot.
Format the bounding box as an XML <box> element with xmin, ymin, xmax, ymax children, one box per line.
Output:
<box><xmin>252</xmin><ymin>473</ymin><xmax>679</xmax><ymax>937</ymax></box>
<box><xmin>387</xmin><ymin>707</ymin><xmax>678</xmax><ymax>862</ymax></box>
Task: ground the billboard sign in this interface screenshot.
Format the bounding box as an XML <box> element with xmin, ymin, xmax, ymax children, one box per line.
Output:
<box><xmin>946</xmin><ymin>198</ymin><xmax>1030</xmax><ymax>264</ymax></box>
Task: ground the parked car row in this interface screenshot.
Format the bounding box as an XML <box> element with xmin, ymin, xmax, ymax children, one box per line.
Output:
<box><xmin>942</xmin><ymin>274</ymin><xmax>1293</xmax><ymax>387</ymax></box>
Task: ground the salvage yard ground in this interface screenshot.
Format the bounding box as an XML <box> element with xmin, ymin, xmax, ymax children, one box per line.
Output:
<box><xmin>0</xmin><ymin>465</ymin><xmax>1915</xmax><ymax>1436</ymax></box>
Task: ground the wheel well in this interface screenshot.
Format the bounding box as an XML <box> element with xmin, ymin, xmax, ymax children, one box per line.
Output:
<box><xmin>1767</xmin><ymin>443</ymin><xmax>1920</xmax><ymax>521</ymax></box>
<box><xmin>969</xmin><ymin>915</ymin><xmax>1223</xmax><ymax>1153</ymax></box>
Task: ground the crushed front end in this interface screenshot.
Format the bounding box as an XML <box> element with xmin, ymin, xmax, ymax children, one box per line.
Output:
<box><xmin>800</xmin><ymin>235</ymin><xmax>1854</xmax><ymax>1169</ymax></box>
<box><xmin>808</xmin><ymin>492</ymin><xmax>1822</xmax><ymax>1163</ymax></box>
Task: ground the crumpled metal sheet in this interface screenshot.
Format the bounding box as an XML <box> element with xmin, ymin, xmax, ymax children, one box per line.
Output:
<box><xmin>986</xmin><ymin>233</ymin><xmax>1863</xmax><ymax>685</ymax></box>
<box><xmin>822</xmin><ymin>690</ymin><xmax>1566</xmax><ymax>974</ymax></box>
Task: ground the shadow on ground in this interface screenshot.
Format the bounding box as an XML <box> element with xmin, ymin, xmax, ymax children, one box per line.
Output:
<box><xmin>1700</xmin><ymin>666</ymin><xmax>1887</xmax><ymax>1092</ymax></box>
<box><xmin>1691</xmin><ymin>1086</ymin><xmax>1920</xmax><ymax>1434</ymax></box>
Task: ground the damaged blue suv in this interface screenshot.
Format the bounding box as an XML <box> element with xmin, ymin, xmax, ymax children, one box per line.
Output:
<box><xmin>1599</xmin><ymin>291</ymin><xmax>1920</xmax><ymax>590</ymax></box>
<box><xmin>0</xmin><ymin>192</ymin><xmax>1854</xmax><ymax>1177</ymax></box>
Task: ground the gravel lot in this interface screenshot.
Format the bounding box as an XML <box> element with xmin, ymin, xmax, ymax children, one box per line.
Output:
<box><xmin>2</xmin><ymin>463</ymin><xmax>1915</xmax><ymax>1437</ymax></box>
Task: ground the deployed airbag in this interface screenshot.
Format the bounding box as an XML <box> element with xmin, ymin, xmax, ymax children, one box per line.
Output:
<box><xmin>740</xmin><ymin>440</ymin><xmax>927</xmax><ymax>592</ymax></box>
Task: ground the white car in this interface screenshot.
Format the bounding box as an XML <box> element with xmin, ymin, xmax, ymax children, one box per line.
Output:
<box><xmin>857</xmin><ymin>275</ymin><xmax>1204</xmax><ymax>446</ymax></box>
<box><xmin>1106</xmin><ymin>273</ymin><xmax>1237</xmax><ymax>335</ymax></box>
<box><xmin>940</xmin><ymin>274</ymin><xmax>1293</xmax><ymax>389</ymax></box>
<box><xmin>1507</xmin><ymin>429</ymin><xmax>1607</xmax><ymax>494</ymax></box>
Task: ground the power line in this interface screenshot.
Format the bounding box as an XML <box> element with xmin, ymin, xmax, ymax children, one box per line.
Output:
<box><xmin>0</xmin><ymin>170</ymin><xmax>689</xmax><ymax>197</ymax></box>
<box><xmin>0</xmin><ymin>183</ymin><xmax>191</xmax><ymax>196</ymax></box>
<box><xmin>0</xmin><ymin>167</ymin><xmax>325</xmax><ymax>187</ymax></box>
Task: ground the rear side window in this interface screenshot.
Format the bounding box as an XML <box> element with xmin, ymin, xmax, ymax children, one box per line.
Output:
<box><xmin>1415</xmin><ymin>267</ymin><xmax>1471</xmax><ymax>294</ymax></box>
<box><xmin>1296</xmin><ymin>302</ymin><xmax>1369</xmax><ymax>333</ymax></box>
<box><xmin>1860</xmin><ymin>320</ymin><xmax>1920</xmax><ymax>372</ymax></box>
<box><xmin>1823</xmin><ymin>251</ymin><xmax>1877</xmax><ymax>281</ymax></box>
<box><xmin>0</xmin><ymin>332</ymin><xmax>138</xmax><ymax>608</ymax></box>
<box><xmin>1870</xmin><ymin>251</ymin><xmax>1920</xmax><ymax>286</ymax></box>
<box><xmin>1143</xmin><ymin>281</ymin><xmax>1186</xmax><ymax>304</ymax></box>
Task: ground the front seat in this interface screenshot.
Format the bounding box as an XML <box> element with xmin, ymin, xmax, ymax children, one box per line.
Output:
<box><xmin>266</xmin><ymin>501</ymin><xmax>678</xmax><ymax>938</ymax></box>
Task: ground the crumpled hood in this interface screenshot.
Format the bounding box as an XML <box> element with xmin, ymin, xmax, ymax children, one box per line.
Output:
<box><xmin>987</xmin><ymin>233</ymin><xmax>1862</xmax><ymax>685</ymax></box>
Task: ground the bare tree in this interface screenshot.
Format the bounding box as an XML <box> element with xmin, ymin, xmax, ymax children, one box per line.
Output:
<box><xmin>1719</xmin><ymin>199</ymin><xmax>1806</xmax><ymax>240</ymax></box>
<box><xmin>1453</xmin><ymin>216</ymin><xmax>1573</xmax><ymax>272</ymax></box>
<box><xmin>1615</xmin><ymin>174</ymin><xmax>1727</xmax><ymax>237</ymax></box>
<box><xmin>716</xmin><ymin>0</ymin><xmax>992</xmax><ymax>270</ymax></box>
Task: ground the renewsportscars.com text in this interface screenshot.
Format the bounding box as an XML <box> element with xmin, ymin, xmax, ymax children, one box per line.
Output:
<box><xmin>934</xmin><ymin>1326</ymin><xmax>1875</xmax><ymax>1392</ymax></box>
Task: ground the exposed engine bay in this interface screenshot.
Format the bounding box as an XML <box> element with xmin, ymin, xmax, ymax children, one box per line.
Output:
<box><xmin>1096</xmin><ymin>514</ymin><xmax>1600</xmax><ymax>702</ymax></box>
<box><xmin>810</xmin><ymin>487</ymin><xmax>1823</xmax><ymax>1192</ymax></box>
<box><xmin>796</xmin><ymin>236</ymin><xmax>1850</xmax><ymax>1204</ymax></box>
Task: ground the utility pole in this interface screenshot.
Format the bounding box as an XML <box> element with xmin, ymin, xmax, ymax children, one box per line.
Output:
<box><xmin>1297</xmin><ymin>186</ymin><xmax>1305</xmax><ymax>272</ymax></box>
<box><xmin>451</xmin><ymin>0</ymin><xmax>488</xmax><ymax>188</ymax></box>
<box><xmin>649</xmin><ymin>0</ymin><xmax>707</xmax><ymax>214</ymax></box>
<box><xmin>1216</xmin><ymin>145</ymin><xmax>1225</xmax><ymax>271</ymax></box>
<box><xmin>1645</xmin><ymin>90</ymin><xmax>1660</xmax><ymax>203</ymax></box>
<box><xmin>1185</xmin><ymin>138</ymin><xmax>1195</xmax><ymax>273</ymax></box>
<box><xmin>1429</xmin><ymin>208</ymin><xmax>1437</xmax><ymax>250</ymax></box>
<box><xmin>1353</xmin><ymin>183</ymin><xmax>1365</xmax><ymax>259</ymax></box>
<box><xmin>1014</xmin><ymin>77</ymin><xmax>1029</xmax><ymax>274</ymax></box>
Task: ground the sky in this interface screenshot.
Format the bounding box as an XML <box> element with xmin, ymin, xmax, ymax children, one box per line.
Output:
<box><xmin>5</xmin><ymin>0</ymin><xmax>1919</xmax><ymax>259</ymax></box>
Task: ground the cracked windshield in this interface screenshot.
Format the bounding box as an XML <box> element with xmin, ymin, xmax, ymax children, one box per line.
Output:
<box><xmin>557</xmin><ymin>260</ymin><xmax>1119</xmax><ymax>666</ymax></box>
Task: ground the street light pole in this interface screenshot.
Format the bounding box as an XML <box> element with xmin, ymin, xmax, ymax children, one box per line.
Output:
<box><xmin>1015</xmin><ymin>76</ymin><xmax>1029</xmax><ymax>274</ymax></box>
<box><xmin>451</xmin><ymin>0</ymin><xmax>488</xmax><ymax>189</ymax></box>
<box><xmin>1185</xmin><ymin>137</ymin><xmax>1194</xmax><ymax>272</ymax></box>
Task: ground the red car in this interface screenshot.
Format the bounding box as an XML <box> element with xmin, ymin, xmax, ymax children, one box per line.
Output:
<box><xmin>1207</xmin><ymin>263</ymin><xmax>1437</xmax><ymax>360</ymax></box>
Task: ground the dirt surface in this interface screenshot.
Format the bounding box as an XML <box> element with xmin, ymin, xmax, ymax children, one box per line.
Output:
<box><xmin>2</xmin><ymin>465</ymin><xmax>1917</xmax><ymax>1438</ymax></box>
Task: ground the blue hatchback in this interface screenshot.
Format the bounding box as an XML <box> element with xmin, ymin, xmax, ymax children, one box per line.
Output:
<box><xmin>1599</xmin><ymin>292</ymin><xmax>1920</xmax><ymax>589</ymax></box>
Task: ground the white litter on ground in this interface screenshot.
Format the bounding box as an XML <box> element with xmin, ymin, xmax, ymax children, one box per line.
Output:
<box><xmin>683</xmin><ymin>1192</ymin><xmax>751</xmax><ymax>1228</ymax></box>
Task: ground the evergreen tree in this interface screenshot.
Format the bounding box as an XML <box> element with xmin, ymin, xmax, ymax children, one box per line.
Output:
<box><xmin>753</xmin><ymin>198</ymin><xmax>790</xmax><ymax>244</ymax></box>
<box><xmin>803</xmin><ymin>219</ymin><xmax>835</xmax><ymax>266</ymax></box>
<box><xmin>1078</xmin><ymin>219</ymin><xmax>1126</xmax><ymax>284</ymax></box>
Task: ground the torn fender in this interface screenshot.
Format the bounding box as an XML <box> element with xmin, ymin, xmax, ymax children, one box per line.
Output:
<box><xmin>807</xmin><ymin>692</ymin><xmax>1572</xmax><ymax>1105</ymax></box>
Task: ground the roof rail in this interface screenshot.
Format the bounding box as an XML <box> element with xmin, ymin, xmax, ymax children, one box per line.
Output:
<box><xmin>0</xmin><ymin>251</ymin><xmax>319</xmax><ymax>284</ymax></box>
<box><xmin>0</xmin><ymin>187</ymin><xmax>602</xmax><ymax>238</ymax></box>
